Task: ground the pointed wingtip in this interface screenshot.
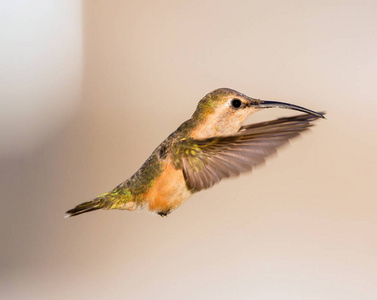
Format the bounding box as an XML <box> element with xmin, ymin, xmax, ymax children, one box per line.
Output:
<box><xmin>318</xmin><ymin>111</ymin><xmax>326</xmax><ymax>119</ymax></box>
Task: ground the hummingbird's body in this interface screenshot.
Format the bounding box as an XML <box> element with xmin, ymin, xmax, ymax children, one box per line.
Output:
<box><xmin>66</xmin><ymin>88</ymin><xmax>324</xmax><ymax>217</ymax></box>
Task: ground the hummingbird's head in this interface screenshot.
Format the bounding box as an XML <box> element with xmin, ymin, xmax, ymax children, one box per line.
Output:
<box><xmin>189</xmin><ymin>88</ymin><xmax>324</xmax><ymax>139</ymax></box>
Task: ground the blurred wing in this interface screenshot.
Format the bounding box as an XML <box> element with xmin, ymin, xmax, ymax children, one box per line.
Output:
<box><xmin>175</xmin><ymin>113</ymin><xmax>323</xmax><ymax>192</ymax></box>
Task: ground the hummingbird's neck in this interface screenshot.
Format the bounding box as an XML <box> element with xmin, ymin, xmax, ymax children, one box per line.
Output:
<box><xmin>178</xmin><ymin>111</ymin><xmax>245</xmax><ymax>139</ymax></box>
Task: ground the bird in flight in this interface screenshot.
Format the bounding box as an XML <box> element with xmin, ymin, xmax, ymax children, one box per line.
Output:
<box><xmin>65</xmin><ymin>88</ymin><xmax>324</xmax><ymax>218</ymax></box>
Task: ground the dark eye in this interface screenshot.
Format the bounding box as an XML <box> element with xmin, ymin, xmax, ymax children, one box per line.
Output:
<box><xmin>231</xmin><ymin>98</ymin><xmax>242</xmax><ymax>108</ymax></box>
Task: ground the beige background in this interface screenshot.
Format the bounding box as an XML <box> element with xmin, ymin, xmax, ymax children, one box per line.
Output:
<box><xmin>1</xmin><ymin>0</ymin><xmax>377</xmax><ymax>299</ymax></box>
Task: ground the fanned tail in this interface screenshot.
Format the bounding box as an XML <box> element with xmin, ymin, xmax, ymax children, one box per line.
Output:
<box><xmin>65</xmin><ymin>198</ymin><xmax>105</xmax><ymax>218</ymax></box>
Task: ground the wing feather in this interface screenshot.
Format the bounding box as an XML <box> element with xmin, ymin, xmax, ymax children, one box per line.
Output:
<box><xmin>174</xmin><ymin>113</ymin><xmax>324</xmax><ymax>192</ymax></box>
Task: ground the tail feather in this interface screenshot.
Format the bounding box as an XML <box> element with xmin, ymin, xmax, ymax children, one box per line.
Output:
<box><xmin>65</xmin><ymin>198</ymin><xmax>105</xmax><ymax>218</ymax></box>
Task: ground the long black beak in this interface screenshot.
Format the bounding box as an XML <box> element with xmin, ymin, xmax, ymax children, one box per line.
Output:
<box><xmin>254</xmin><ymin>100</ymin><xmax>325</xmax><ymax>119</ymax></box>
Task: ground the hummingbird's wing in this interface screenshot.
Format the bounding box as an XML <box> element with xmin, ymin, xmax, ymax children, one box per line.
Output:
<box><xmin>174</xmin><ymin>114</ymin><xmax>322</xmax><ymax>192</ymax></box>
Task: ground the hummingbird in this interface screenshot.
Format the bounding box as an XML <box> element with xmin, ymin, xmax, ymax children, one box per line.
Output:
<box><xmin>65</xmin><ymin>88</ymin><xmax>325</xmax><ymax>218</ymax></box>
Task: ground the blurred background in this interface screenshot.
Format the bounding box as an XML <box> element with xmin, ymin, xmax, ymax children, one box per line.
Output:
<box><xmin>1</xmin><ymin>0</ymin><xmax>376</xmax><ymax>299</ymax></box>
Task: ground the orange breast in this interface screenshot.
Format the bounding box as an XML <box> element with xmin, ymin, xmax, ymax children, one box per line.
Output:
<box><xmin>143</xmin><ymin>162</ymin><xmax>192</xmax><ymax>213</ymax></box>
